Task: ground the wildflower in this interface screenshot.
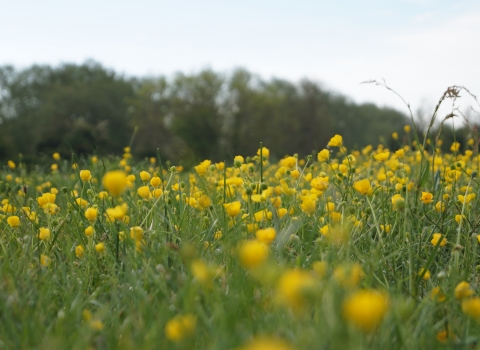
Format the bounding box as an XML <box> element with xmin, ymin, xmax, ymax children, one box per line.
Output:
<box><xmin>79</xmin><ymin>170</ymin><xmax>92</xmax><ymax>182</ymax></box>
<box><xmin>310</xmin><ymin>176</ymin><xmax>329</xmax><ymax>191</ymax></box>
<box><xmin>404</xmin><ymin>125</ymin><xmax>411</xmax><ymax>133</ymax></box>
<box><xmin>7</xmin><ymin>216</ymin><xmax>20</xmax><ymax>228</ymax></box>
<box><xmin>85</xmin><ymin>225</ymin><xmax>94</xmax><ymax>237</ymax></box>
<box><xmin>277</xmin><ymin>269</ymin><xmax>316</xmax><ymax>311</ymax></box>
<box><xmin>106</xmin><ymin>203</ymin><xmax>128</xmax><ymax>221</ymax></box>
<box><xmin>40</xmin><ymin>254</ymin><xmax>51</xmax><ymax>266</ymax></box>
<box><xmin>435</xmin><ymin>201</ymin><xmax>445</xmax><ymax>213</ymax></box>
<box><xmin>392</xmin><ymin>132</ymin><xmax>398</xmax><ymax>140</ymax></box>
<box><xmin>255</xmin><ymin>227</ymin><xmax>276</xmax><ymax>245</ymax></box>
<box><xmin>317</xmin><ymin>149</ymin><xmax>330</xmax><ymax>162</ymax></box>
<box><xmin>431</xmin><ymin>233</ymin><xmax>447</xmax><ymax>247</ymax></box>
<box><xmin>38</xmin><ymin>227</ymin><xmax>51</xmax><ymax>241</ymax></box>
<box><xmin>130</xmin><ymin>226</ymin><xmax>143</xmax><ymax>241</ymax></box>
<box><xmin>239</xmin><ymin>240</ymin><xmax>269</xmax><ymax>269</ymax></box>
<box><xmin>462</xmin><ymin>297</ymin><xmax>480</xmax><ymax>320</ymax></box>
<box><xmin>195</xmin><ymin>163</ymin><xmax>208</xmax><ymax>175</ymax></box>
<box><xmin>196</xmin><ymin>194</ymin><xmax>211</xmax><ymax>209</ymax></box>
<box><xmin>455</xmin><ymin>214</ymin><xmax>466</xmax><ymax>224</ymax></box>
<box><xmin>431</xmin><ymin>287</ymin><xmax>446</xmax><ymax>302</ymax></box>
<box><xmin>455</xmin><ymin>281</ymin><xmax>474</xmax><ymax>300</ymax></box>
<box><xmin>223</xmin><ymin>201</ymin><xmax>241</xmax><ymax>217</ymax></box>
<box><xmin>137</xmin><ymin>185</ymin><xmax>151</xmax><ymax>199</ymax></box>
<box><xmin>75</xmin><ymin>245</ymin><xmax>85</xmax><ymax>258</ymax></box>
<box><xmin>420</xmin><ymin>192</ymin><xmax>433</xmax><ymax>204</ymax></box>
<box><xmin>342</xmin><ymin>289</ymin><xmax>389</xmax><ymax>332</ymax></box>
<box><xmin>300</xmin><ymin>198</ymin><xmax>316</xmax><ymax>216</ymax></box>
<box><xmin>190</xmin><ymin>259</ymin><xmax>213</xmax><ymax>286</ymax></box>
<box><xmin>52</xmin><ymin>152</ymin><xmax>61</xmax><ymax>161</ymax></box>
<box><xmin>353</xmin><ymin>179</ymin><xmax>372</xmax><ymax>195</ymax></box>
<box><xmin>84</xmin><ymin>207</ymin><xmax>98</xmax><ymax>222</ymax></box>
<box><xmin>139</xmin><ymin>171</ymin><xmax>151</xmax><ymax>181</ymax></box>
<box><xmin>418</xmin><ymin>268</ymin><xmax>431</xmax><ymax>280</ymax></box>
<box><xmin>333</xmin><ymin>263</ymin><xmax>364</xmax><ymax>288</ymax></box>
<box><xmin>328</xmin><ymin>134</ymin><xmax>343</xmax><ymax>147</ymax></box>
<box><xmin>89</xmin><ymin>320</ymin><xmax>104</xmax><ymax>331</ymax></box>
<box><xmin>450</xmin><ymin>142</ymin><xmax>460</xmax><ymax>152</ymax></box>
<box><xmin>374</xmin><ymin>151</ymin><xmax>390</xmax><ymax>162</ymax></box>
<box><xmin>165</xmin><ymin>314</ymin><xmax>196</xmax><ymax>342</ymax></box>
<box><xmin>7</xmin><ymin>160</ymin><xmax>16</xmax><ymax>169</ymax></box>
<box><xmin>95</xmin><ymin>242</ymin><xmax>105</xmax><ymax>254</ymax></box>
<box><xmin>102</xmin><ymin>170</ymin><xmax>127</xmax><ymax>197</ymax></box>
<box><xmin>257</xmin><ymin>147</ymin><xmax>270</xmax><ymax>158</ymax></box>
<box><xmin>150</xmin><ymin>176</ymin><xmax>161</xmax><ymax>188</ymax></box>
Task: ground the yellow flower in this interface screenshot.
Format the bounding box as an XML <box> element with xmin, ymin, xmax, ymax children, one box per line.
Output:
<box><xmin>75</xmin><ymin>245</ymin><xmax>85</xmax><ymax>258</ymax></box>
<box><xmin>7</xmin><ymin>160</ymin><xmax>16</xmax><ymax>169</ymax></box>
<box><xmin>79</xmin><ymin>170</ymin><xmax>92</xmax><ymax>182</ymax></box>
<box><xmin>95</xmin><ymin>242</ymin><xmax>105</xmax><ymax>254</ymax></box>
<box><xmin>190</xmin><ymin>259</ymin><xmax>213</xmax><ymax>286</ymax></box>
<box><xmin>40</xmin><ymin>254</ymin><xmax>51</xmax><ymax>266</ymax></box>
<box><xmin>150</xmin><ymin>176</ymin><xmax>161</xmax><ymax>188</ymax></box>
<box><xmin>38</xmin><ymin>227</ymin><xmax>51</xmax><ymax>240</ymax></box>
<box><xmin>106</xmin><ymin>203</ymin><xmax>128</xmax><ymax>221</ymax></box>
<box><xmin>462</xmin><ymin>297</ymin><xmax>480</xmax><ymax>320</ymax></box>
<box><xmin>374</xmin><ymin>151</ymin><xmax>390</xmax><ymax>162</ymax></box>
<box><xmin>420</xmin><ymin>192</ymin><xmax>433</xmax><ymax>204</ymax></box>
<box><xmin>85</xmin><ymin>225</ymin><xmax>94</xmax><ymax>237</ymax></box>
<box><xmin>328</xmin><ymin>134</ymin><xmax>343</xmax><ymax>147</ymax></box>
<box><xmin>196</xmin><ymin>194</ymin><xmax>211</xmax><ymax>209</ymax></box>
<box><xmin>435</xmin><ymin>201</ymin><xmax>445</xmax><ymax>213</ymax></box>
<box><xmin>223</xmin><ymin>201</ymin><xmax>241</xmax><ymax>217</ymax></box>
<box><xmin>300</xmin><ymin>198</ymin><xmax>316</xmax><ymax>216</ymax></box>
<box><xmin>392</xmin><ymin>132</ymin><xmax>398</xmax><ymax>140</ymax></box>
<box><xmin>257</xmin><ymin>147</ymin><xmax>270</xmax><ymax>158</ymax></box>
<box><xmin>84</xmin><ymin>207</ymin><xmax>98</xmax><ymax>222</ymax></box>
<box><xmin>165</xmin><ymin>314</ymin><xmax>196</xmax><ymax>342</ymax></box>
<box><xmin>333</xmin><ymin>263</ymin><xmax>364</xmax><ymax>288</ymax></box>
<box><xmin>353</xmin><ymin>179</ymin><xmax>372</xmax><ymax>195</ymax></box>
<box><xmin>431</xmin><ymin>287</ymin><xmax>446</xmax><ymax>302</ymax></box>
<box><xmin>450</xmin><ymin>142</ymin><xmax>460</xmax><ymax>152</ymax></box>
<box><xmin>102</xmin><ymin>170</ymin><xmax>127</xmax><ymax>197</ymax></box>
<box><xmin>239</xmin><ymin>240</ymin><xmax>269</xmax><ymax>269</ymax></box>
<box><xmin>130</xmin><ymin>226</ymin><xmax>144</xmax><ymax>241</ymax></box>
<box><xmin>7</xmin><ymin>216</ymin><xmax>20</xmax><ymax>228</ymax></box>
<box><xmin>137</xmin><ymin>185</ymin><xmax>151</xmax><ymax>199</ymax></box>
<box><xmin>310</xmin><ymin>176</ymin><xmax>329</xmax><ymax>191</ymax></box>
<box><xmin>342</xmin><ymin>289</ymin><xmax>389</xmax><ymax>332</ymax></box>
<box><xmin>236</xmin><ymin>337</ymin><xmax>294</xmax><ymax>350</ymax></box>
<box><xmin>317</xmin><ymin>149</ymin><xmax>330</xmax><ymax>162</ymax></box>
<box><xmin>455</xmin><ymin>281</ymin><xmax>474</xmax><ymax>300</ymax></box>
<box><xmin>255</xmin><ymin>227</ymin><xmax>276</xmax><ymax>245</ymax></box>
<box><xmin>431</xmin><ymin>233</ymin><xmax>447</xmax><ymax>247</ymax></box>
<box><xmin>404</xmin><ymin>125</ymin><xmax>411</xmax><ymax>133</ymax></box>
<box><xmin>52</xmin><ymin>152</ymin><xmax>61</xmax><ymax>161</ymax></box>
<box><xmin>277</xmin><ymin>269</ymin><xmax>316</xmax><ymax>311</ymax></box>
<box><xmin>418</xmin><ymin>268</ymin><xmax>431</xmax><ymax>280</ymax></box>
<box><xmin>139</xmin><ymin>171</ymin><xmax>151</xmax><ymax>181</ymax></box>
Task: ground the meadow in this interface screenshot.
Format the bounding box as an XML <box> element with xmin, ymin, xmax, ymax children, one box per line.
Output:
<box><xmin>1</xmin><ymin>127</ymin><xmax>480</xmax><ymax>349</ymax></box>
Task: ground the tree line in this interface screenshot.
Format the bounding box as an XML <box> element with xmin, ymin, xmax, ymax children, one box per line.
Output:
<box><xmin>1</xmin><ymin>61</ymin><xmax>462</xmax><ymax>166</ymax></box>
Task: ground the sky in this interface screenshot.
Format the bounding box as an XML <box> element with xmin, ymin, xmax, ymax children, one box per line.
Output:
<box><xmin>1</xmin><ymin>0</ymin><xmax>479</xmax><ymax>119</ymax></box>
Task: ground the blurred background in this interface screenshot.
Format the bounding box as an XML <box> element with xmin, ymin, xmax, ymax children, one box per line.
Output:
<box><xmin>1</xmin><ymin>0</ymin><xmax>479</xmax><ymax>164</ymax></box>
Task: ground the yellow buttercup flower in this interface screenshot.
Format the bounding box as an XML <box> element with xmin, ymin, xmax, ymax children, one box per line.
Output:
<box><xmin>102</xmin><ymin>170</ymin><xmax>127</xmax><ymax>197</ymax></box>
<box><xmin>38</xmin><ymin>227</ymin><xmax>51</xmax><ymax>241</ymax></box>
<box><xmin>342</xmin><ymin>289</ymin><xmax>389</xmax><ymax>332</ymax></box>
<box><xmin>462</xmin><ymin>297</ymin><xmax>480</xmax><ymax>320</ymax></box>
<box><xmin>79</xmin><ymin>170</ymin><xmax>92</xmax><ymax>182</ymax></box>
<box><xmin>317</xmin><ymin>149</ymin><xmax>330</xmax><ymax>162</ymax></box>
<box><xmin>455</xmin><ymin>281</ymin><xmax>474</xmax><ymax>300</ymax></box>
<box><xmin>374</xmin><ymin>151</ymin><xmax>390</xmax><ymax>162</ymax></box>
<box><xmin>328</xmin><ymin>134</ymin><xmax>343</xmax><ymax>147</ymax></box>
<box><xmin>353</xmin><ymin>179</ymin><xmax>372</xmax><ymax>195</ymax></box>
<box><xmin>7</xmin><ymin>215</ymin><xmax>20</xmax><ymax>228</ymax></box>
<box><xmin>223</xmin><ymin>201</ymin><xmax>241</xmax><ymax>217</ymax></box>
<box><xmin>420</xmin><ymin>192</ymin><xmax>433</xmax><ymax>204</ymax></box>
<box><xmin>165</xmin><ymin>314</ymin><xmax>196</xmax><ymax>342</ymax></box>
<box><xmin>85</xmin><ymin>207</ymin><xmax>98</xmax><ymax>222</ymax></box>
<box><xmin>277</xmin><ymin>269</ymin><xmax>316</xmax><ymax>311</ymax></box>
<box><xmin>255</xmin><ymin>227</ymin><xmax>276</xmax><ymax>245</ymax></box>
<box><xmin>239</xmin><ymin>240</ymin><xmax>269</xmax><ymax>269</ymax></box>
<box><xmin>75</xmin><ymin>245</ymin><xmax>85</xmax><ymax>258</ymax></box>
<box><xmin>431</xmin><ymin>233</ymin><xmax>446</xmax><ymax>247</ymax></box>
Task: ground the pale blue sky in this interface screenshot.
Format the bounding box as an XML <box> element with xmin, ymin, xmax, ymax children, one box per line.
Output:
<box><xmin>1</xmin><ymin>0</ymin><xmax>479</xmax><ymax>117</ymax></box>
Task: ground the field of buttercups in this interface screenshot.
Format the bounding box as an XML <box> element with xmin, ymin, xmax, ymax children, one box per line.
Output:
<box><xmin>1</xmin><ymin>128</ymin><xmax>480</xmax><ymax>349</ymax></box>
